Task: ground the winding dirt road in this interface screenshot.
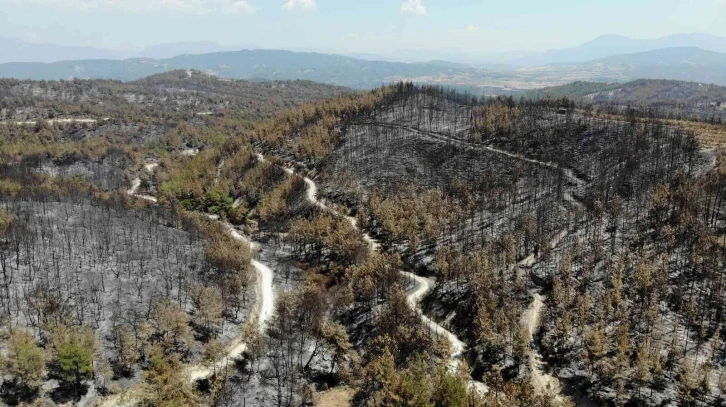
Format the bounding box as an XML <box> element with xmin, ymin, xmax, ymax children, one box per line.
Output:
<box><xmin>349</xmin><ymin>122</ymin><xmax>590</xmax><ymax>401</ymax></box>
<box><xmin>106</xmin><ymin>163</ymin><xmax>277</xmax><ymax>406</ymax></box>
<box><xmin>401</xmin><ymin>271</ymin><xmax>487</xmax><ymax>393</ymax></box>
<box><xmin>185</xmin><ymin>257</ymin><xmax>274</xmax><ymax>382</ymax></box>
<box><xmin>517</xmin><ymin>224</ymin><xmax>578</xmax><ymax>401</ymax></box>
<box><xmin>282</xmin><ymin>159</ymin><xmax>484</xmax><ymax>392</ymax></box>
<box><xmin>118</xmin><ymin>133</ymin><xmax>581</xmax><ymax>404</ymax></box>
<box><xmin>126</xmin><ymin>178</ymin><xmax>158</xmax><ymax>203</ymax></box>
<box><xmin>185</xmin><ymin>219</ymin><xmax>275</xmax><ymax>382</ymax></box>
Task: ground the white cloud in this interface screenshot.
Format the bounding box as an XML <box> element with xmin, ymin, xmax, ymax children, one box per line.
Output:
<box><xmin>283</xmin><ymin>0</ymin><xmax>316</xmax><ymax>10</ymax></box>
<box><xmin>9</xmin><ymin>0</ymin><xmax>256</xmax><ymax>14</ymax></box>
<box><xmin>465</xmin><ymin>24</ymin><xmax>481</xmax><ymax>33</ymax></box>
<box><xmin>401</xmin><ymin>0</ymin><xmax>426</xmax><ymax>16</ymax></box>
<box><xmin>227</xmin><ymin>0</ymin><xmax>256</xmax><ymax>13</ymax></box>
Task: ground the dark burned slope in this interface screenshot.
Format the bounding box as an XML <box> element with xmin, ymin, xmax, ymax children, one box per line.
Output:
<box><xmin>2</xmin><ymin>79</ymin><xmax>724</xmax><ymax>406</ymax></box>
<box><xmin>250</xmin><ymin>83</ymin><xmax>724</xmax><ymax>406</ymax></box>
<box><xmin>0</xmin><ymin>164</ymin><xmax>257</xmax><ymax>405</ymax></box>
<box><xmin>317</xmin><ymin>87</ymin><xmax>703</xmax><ymax>253</ymax></box>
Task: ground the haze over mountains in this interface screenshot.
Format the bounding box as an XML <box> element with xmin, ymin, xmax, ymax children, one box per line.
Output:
<box><xmin>5</xmin><ymin>32</ymin><xmax>726</xmax><ymax>65</ymax></box>
<box><xmin>0</xmin><ymin>36</ymin><xmax>259</xmax><ymax>64</ymax></box>
<box><xmin>507</xmin><ymin>33</ymin><xmax>726</xmax><ymax>66</ymax></box>
<box><xmin>3</xmin><ymin>33</ymin><xmax>726</xmax><ymax>92</ymax></box>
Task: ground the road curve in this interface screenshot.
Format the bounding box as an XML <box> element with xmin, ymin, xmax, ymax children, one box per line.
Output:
<box><xmin>111</xmin><ymin>163</ymin><xmax>277</xmax><ymax>406</ymax></box>
<box><xmin>520</xmin><ymin>292</ymin><xmax>563</xmax><ymax>401</ymax></box>
<box><xmin>259</xmin><ymin>123</ymin><xmax>589</xmax><ymax>401</ymax></box>
<box><xmin>517</xmin><ymin>229</ymin><xmax>575</xmax><ymax>402</ymax></box>
<box><xmin>401</xmin><ymin>272</ymin><xmax>465</xmax><ymax>362</ymax></box>
<box><xmin>295</xmin><ymin>126</ymin><xmax>585</xmax><ymax>400</ymax></box>
<box><xmin>279</xmin><ymin>156</ymin><xmax>482</xmax><ymax>391</ymax></box>
<box><xmin>126</xmin><ymin>178</ymin><xmax>158</xmax><ymax>203</ymax></box>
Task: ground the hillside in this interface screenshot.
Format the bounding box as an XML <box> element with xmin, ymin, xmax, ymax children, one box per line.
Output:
<box><xmin>0</xmin><ymin>70</ymin><xmax>351</xmax><ymax>122</ymax></box>
<box><xmin>516</xmin><ymin>47</ymin><xmax>726</xmax><ymax>88</ymax></box>
<box><xmin>526</xmin><ymin>79</ymin><xmax>726</xmax><ymax>104</ymax></box>
<box><xmin>1</xmin><ymin>76</ymin><xmax>726</xmax><ymax>407</ymax></box>
<box><xmin>524</xmin><ymin>79</ymin><xmax>726</xmax><ymax>122</ymax></box>
<box><xmin>245</xmin><ymin>84</ymin><xmax>725</xmax><ymax>407</ymax></box>
<box><xmin>524</xmin><ymin>81</ymin><xmax>620</xmax><ymax>100</ymax></box>
<box><xmin>0</xmin><ymin>71</ymin><xmax>350</xmax><ymax>192</ymax></box>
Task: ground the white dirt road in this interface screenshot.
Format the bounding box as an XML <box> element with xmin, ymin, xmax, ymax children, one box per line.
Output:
<box><xmin>289</xmin><ymin>161</ymin><xmax>482</xmax><ymax>391</ymax></box>
<box><xmin>126</xmin><ymin>178</ymin><xmax>158</xmax><ymax>203</ymax></box>
<box><xmin>109</xmin><ymin>163</ymin><xmax>277</xmax><ymax>406</ymax></box>
<box><xmin>1</xmin><ymin>117</ymin><xmax>109</xmax><ymax>126</ymax></box>
<box><xmin>520</xmin><ymin>292</ymin><xmax>564</xmax><ymax>401</ymax></box>
<box><xmin>346</xmin><ymin>122</ymin><xmax>587</xmax><ymax>401</ymax></box>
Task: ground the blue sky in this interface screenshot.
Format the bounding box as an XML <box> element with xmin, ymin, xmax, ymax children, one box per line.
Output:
<box><xmin>1</xmin><ymin>0</ymin><xmax>725</xmax><ymax>54</ymax></box>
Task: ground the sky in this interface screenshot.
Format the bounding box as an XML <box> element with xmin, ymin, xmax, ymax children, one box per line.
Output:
<box><xmin>1</xmin><ymin>0</ymin><xmax>725</xmax><ymax>56</ymax></box>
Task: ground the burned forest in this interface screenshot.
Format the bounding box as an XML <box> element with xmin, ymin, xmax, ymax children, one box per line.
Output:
<box><xmin>0</xmin><ymin>77</ymin><xmax>725</xmax><ymax>407</ymax></box>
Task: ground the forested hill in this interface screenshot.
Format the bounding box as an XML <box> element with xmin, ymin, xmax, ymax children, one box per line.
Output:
<box><xmin>526</xmin><ymin>79</ymin><xmax>726</xmax><ymax>104</ymax></box>
<box><xmin>0</xmin><ymin>70</ymin><xmax>352</xmax><ymax>122</ymax></box>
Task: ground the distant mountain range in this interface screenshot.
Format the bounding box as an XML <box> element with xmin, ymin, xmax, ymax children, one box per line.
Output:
<box><xmin>3</xmin><ymin>42</ymin><xmax>726</xmax><ymax>92</ymax></box>
<box><xmin>0</xmin><ymin>36</ymin><xmax>123</xmax><ymax>64</ymax></box>
<box><xmin>509</xmin><ymin>33</ymin><xmax>726</xmax><ymax>66</ymax></box>
<box><xmin>0</xmin><ymin>36</ymin><xmax>259</xmax><ymax>64</ymax></box>
<box><xmin>5</xmin><ymin>32</ymin><xmax>726</xmax><ymax>65</ymax></box>
<box><xmin>0</xmin><ymin>49</ymin><xmax>492</xmax><ymax>88</ymax></box>
<box><xmin>519</xmin><ymin>47</ymin><xmax>726</xmax><ymax>85</ymax></box>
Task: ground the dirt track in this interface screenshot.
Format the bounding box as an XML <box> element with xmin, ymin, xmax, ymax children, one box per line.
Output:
<box><xmin>103</xmin><ymin>164</ymin><xmax>278</xmax><ymax>406</ymax></box>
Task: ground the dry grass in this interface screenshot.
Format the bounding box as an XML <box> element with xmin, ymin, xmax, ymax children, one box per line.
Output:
<box><xmin>314</xmin><ymin>386</ymin><xmax>355</xmax><ymax>407</ymax></box>
<box><xmin>665</xmin><ymin>119</ymin><xmax>726</xmax><ymax>151</ymax></box>
<box><xmin>586</xmin><ymin>109</ymin><xmax>726</xmax><ymax>151</ymax></box>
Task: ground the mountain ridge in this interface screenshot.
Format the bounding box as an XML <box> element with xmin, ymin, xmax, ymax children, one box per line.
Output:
<box><xmin>510</xmin><ymin>33</ymin><xmax>726</xmax><ymax>66</ymax></box>
<box><xmin>3</xmin><ymin>46</ymin><xmax>726</xmax><ymax>90</ymax></box>
<box><xmin>5</xmin><ymin>32</ymin><xmax>726</xmax><ymax>66</ymax></box>
<box><xmin>0</xmin><ymin>36</ymin><xmax>260</xmax><ymax>64</ymax></box>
